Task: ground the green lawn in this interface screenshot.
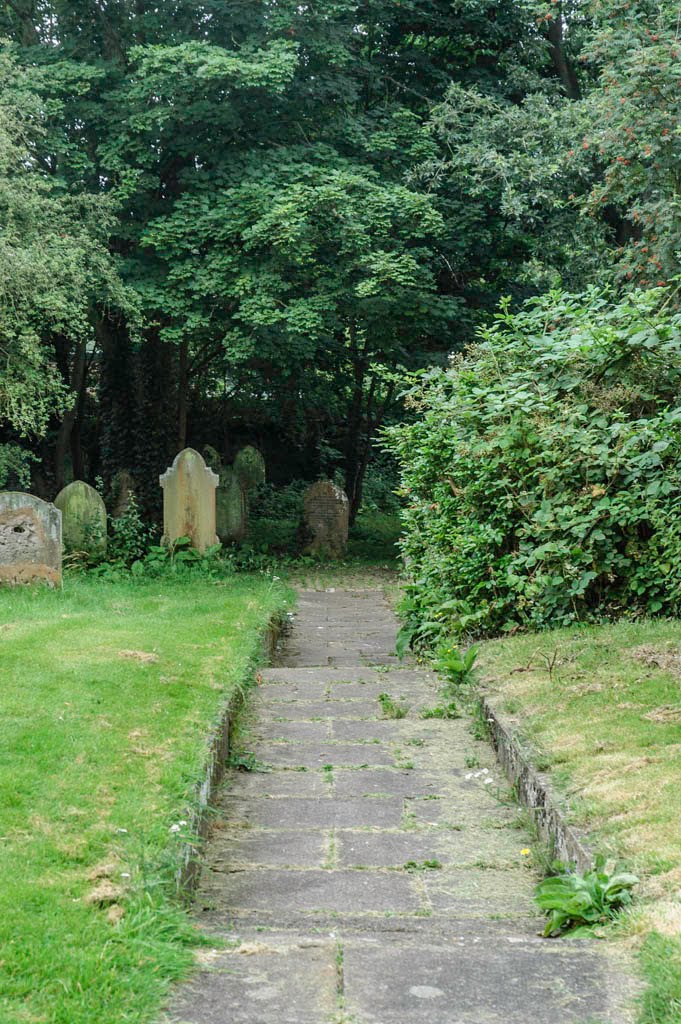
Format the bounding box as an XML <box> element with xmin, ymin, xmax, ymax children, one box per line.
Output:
<box><xmin>479</xmin><ymin>619</ymin><xmax>681</xmax><ymax>1024</ymax></box>
<box><xmin>0</xmin><ymin>572</ymin><xmax>290</xmax><ymax>1024</ymax></box>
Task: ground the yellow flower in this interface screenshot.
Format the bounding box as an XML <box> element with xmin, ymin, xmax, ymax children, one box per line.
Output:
<box><xmin>521</xmin><ymin>848</ymin><xmax>531</xmax><ymax>856</ymax></box>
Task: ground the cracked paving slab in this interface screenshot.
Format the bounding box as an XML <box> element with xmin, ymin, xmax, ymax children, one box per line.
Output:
<box><xmin>166</xmin><ymin>586</ymin><xmax>637</xmax><ymax>1024</ymax></box>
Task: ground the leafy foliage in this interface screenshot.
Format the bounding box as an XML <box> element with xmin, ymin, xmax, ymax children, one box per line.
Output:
<box><xmin>387</xmin><ymin>286</ymin><xmax>681</xmax><ymax>639</ymax></box>
<box><xmin>535</xmin><ymin>856</ymin><xmax>638</xmax><ymax>937</ymax></box>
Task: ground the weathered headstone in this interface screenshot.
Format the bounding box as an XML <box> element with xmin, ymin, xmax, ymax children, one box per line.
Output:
<box><xmin>234</xmin><ymin>446</ymin><xmax>266</xmax><ymax>494</ymax></box>
<box><xmin>159</xmin><ymin>448</ymin><xmax>219</xmax><ymax>552</ymax></box>
<box><xmin>0</xmin><ymin>492</ymin><xmax>62</xmax><ymax>586</ymax></box>
<box><xmin>216</xmin><ymin>466</ymin><xmax>248</xmax><ymax>544</ymax></box>
<box><xmin>55</xmin><ymin>481</ymin><xmax>107</xmax><ymax>560</ymax></box>
<box><xmin>303</xmin><ymin>480</ymin><xmax>349</xmax><ymax>558</ymax></box>
<box><xmin>202</xmin><ymin>445</ymin><xmax>223</xmax><ymax>476</ymax></box>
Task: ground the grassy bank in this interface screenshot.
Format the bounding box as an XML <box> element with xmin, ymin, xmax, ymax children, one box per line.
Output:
<box><xmin>0</xmin><ymin>572</ymin><xmax>290</xmax><ymax>1024</ymax></box>
<box><xmin>479</xmin><ymin>620</ymin><xmax>681</xmax><ymax>1023</ymax></box>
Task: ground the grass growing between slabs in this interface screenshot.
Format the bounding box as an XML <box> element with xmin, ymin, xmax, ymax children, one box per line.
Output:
<box><xmin>478</xmin><ymin>619</ymin><xmax>681</xmax><ymax>1024</ymax></box>
<box><xmin>0</xmin><ymin>572</ymin><xmax>291</xmax><ymax>1024</ymax></box>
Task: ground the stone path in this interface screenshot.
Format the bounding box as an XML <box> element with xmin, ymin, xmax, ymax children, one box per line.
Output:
<box><xmin>169</xmin><ymin>588</ymin><xmax>634</xmax><ymax>1024</ymax></box>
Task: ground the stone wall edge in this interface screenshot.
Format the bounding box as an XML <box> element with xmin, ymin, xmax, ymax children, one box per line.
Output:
<box><xmin>481</xmin><ymin>694</ymin><xmax>594</xmax><ymax>873</ymax></box>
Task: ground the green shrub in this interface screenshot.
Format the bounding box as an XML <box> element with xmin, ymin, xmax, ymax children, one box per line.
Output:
<box><xmin>386</xmin><ymin>286</ymin><xmax>681</xmax><ymax>641</ymax></box>
<box><xmin>361</xmin><ymin>457</ymin><xmax>401</xmax><ymax>515</ymax></box>
<box><xmin>108</xmin><ymin>493</ymin><xmax>152</xmax><ymax>565</ymax></box>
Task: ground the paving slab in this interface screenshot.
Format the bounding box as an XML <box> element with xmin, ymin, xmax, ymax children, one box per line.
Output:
<box><xmin>197</xmin><ymin>868</ymin><xmax>421</xmax><ymax>914</ymax></box>
<box><xmin>257</xmin><ymin>698</ymin><xmax>380</xmax><ymax>720</ymax></box>
<box><xmin>167</xmin><ymin>586</ymin><xmax>637</xmax><ymax>1024</ymax></box>
<box><xmin>342</xmin><ymin>936</ymin><xmax>634</xmax><ymax>1024</ymax></box>
<box><xmin>218</xmin><ymin>795</ymin><xmax>404</xmax><ymax>829</ymax></box>
<box><xmin>171</xmin><ymin>939</ymin><xmax>338</xmax><ymax>1024</ymax></box>
<box><xmin>252</xmin><ymin>741</ymin><xmax>395</xmax><ymax>768</ymax></box>
<box><xmin>222</xmin><ymin>768</ymin><xmax>328</xmax><ymax>798</ymax></box>
<box><xmin>208</xmin><ymin>831</ymin><xmax>329</xmax><ymax>869</ymax></box>
<box><xmin>335</xmin><ymin>829</ymin><xmax>528</xmax><ymax>869</ymax></box>
<box><xmin>332</xmin><ymin>767</ymin><xmax>446</xmax><ymax>798</ymax></box>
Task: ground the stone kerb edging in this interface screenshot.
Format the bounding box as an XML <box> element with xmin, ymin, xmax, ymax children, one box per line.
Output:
<box><xmin>481</xmin><ymin>695</ymin><xmax>593</xmax><ymax>873</ymax></box>
<box><xmin>175</xmin><ymin>614</ymin><xmax>285</xmax><ymax>894</ymax></box>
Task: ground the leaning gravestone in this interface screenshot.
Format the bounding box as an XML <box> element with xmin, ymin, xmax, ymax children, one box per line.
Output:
<box><xmin>159</xmin><ymin>448</ymin><xmax>219</xmax><ymax>552</ymax></box>
<box><xmin>303</xmin><ymin>480</ymin><xmax>350</xmax><ymax>558</ymax></box>
<box><xmin>55</xmin><ymin>481</ymin><xmax>107</xmax><ymax>561</ymax></box>
<box><xmin>216</xmin><ymin>466</ymin><xmax>248</xmax><ymax>543</ymax></box>
<box><xmin>0</xmin><ymin>492</ymin><xmax>62</xmax><ymax>586</ymax></box>
<box><xmin>234</xmin><ymin>446</ymin><xmax>266</xmax><ymax>494</ymax></box>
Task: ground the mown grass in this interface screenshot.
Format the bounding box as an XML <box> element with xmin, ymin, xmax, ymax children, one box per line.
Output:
<box><xmin>0</xmin><ymin>572</ymin><xmax>290</xmax><ymax>1024</ymax></box>
<box><xmin>479</xmin><ymin>619</ymin><xmax>681</xmax><ymax>1024</ymax></box>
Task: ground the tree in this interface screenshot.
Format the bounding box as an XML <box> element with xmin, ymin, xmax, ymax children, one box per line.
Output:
<box><xmin>0</xmin><ymin>49</ymin><xmax>130</xmax><ymax>488</ymax></box>
<box><xmin>142</xmin><ymin>149</ymin><xmax>458</xmax><ymax>518</ymax></box>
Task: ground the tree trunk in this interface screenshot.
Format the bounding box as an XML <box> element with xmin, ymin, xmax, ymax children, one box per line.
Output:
<box><xmin>54</xmin><ymin>340</ymin><xmax>88</xmax><ymax>493</ymax></box>
<box><xmin>343</xmin><ymin>330</ymin><xmax>366</xmax><ymax>525</ymax></box>
<box><xmin>177</xmin><ymin>340</ymin><xmax>189</xmax><ymax>450</ymax></box>
<box><xmin>546</xmin><ymin>15</ymin><xmax>580</xmax><ymax>100</ymax></box>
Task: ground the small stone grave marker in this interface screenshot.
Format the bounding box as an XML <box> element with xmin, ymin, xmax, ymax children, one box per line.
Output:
<box><xmin>159</xmin><ymin>448</ymin><xmax>219</xmax><ymax>552</ymax></box>
<box><xmin>234</xmin><ymin>446</ymin><xmax>266</xmax><ymax>494</ymax></box>
<box><xmin>55</xmin><ymin>480</ymin><xmax>107</xmax><ymax>560</ymax></box>
<box><xmin>303</xmin><ymin>480</ymin><xmax>349</xmax><ymax>558</ymax></box>
<box><xmin>0</xmin><ymin>492</ymin><xmax>62</xmax><ymax>586</ymax></box>
<box><xmin>216</xmin><ymin>466</ymin><xmax>248</xmax><ymax>543</ymax></box>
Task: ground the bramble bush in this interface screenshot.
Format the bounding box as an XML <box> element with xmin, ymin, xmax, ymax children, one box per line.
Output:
<box><xmin>386</xmin><ymin>286</ymin><xmax>681</xmax><ymax>644</ymax></box>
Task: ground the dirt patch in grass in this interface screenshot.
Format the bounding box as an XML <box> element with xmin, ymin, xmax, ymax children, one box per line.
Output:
<box><xmin>631</xmin><ymin>644</ymin><xmax>681</xmax><ymax>676</ymax></box>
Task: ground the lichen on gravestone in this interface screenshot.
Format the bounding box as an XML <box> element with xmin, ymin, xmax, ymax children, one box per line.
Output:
<box><xmin>0</xmin><ymin>491</ymin><xmax>62</xmax><ymax>586</ymax></box>
<box><xmin>55</xmin><ymin>480</ymin><xmax>107</xmax><ymax>561</ymax></box>
<box><xmin>159</xmin><ymin>448</ymin><xmax>219</xmax><ymax>552</ymax></box>
<box><xmin>303</xmin><ymin>480</ymin><xmax>349</xmax><ymax>559</ymax></box>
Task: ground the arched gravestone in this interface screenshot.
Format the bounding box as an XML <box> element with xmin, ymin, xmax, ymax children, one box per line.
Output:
<box><xmin>234</xmin><ymin>446</ymin><xmax>266</xmax><ymax>494</ymax></box>
<box><xmin>216</xmin><ymin>466</ymin><xmax>248</xmax><ymax>543</ymax></box>
<box><xmin>55</xmin><ymin>481</ymin><xmax>107</xmax><ymax>560</ymax></box>
<box><xmin>0</xmin><ymin>492</ymin><xmax>62</xmax><ymax>586</ymax></box>
<box><xmin>159</xmin><ymin>448</ymin><xmax>219</xmax><ymax>552</ymax></box>
<box><xmin>303</xmin><ymin>480</ymin><xmax>349</xmax><ymax>558</ymax></box>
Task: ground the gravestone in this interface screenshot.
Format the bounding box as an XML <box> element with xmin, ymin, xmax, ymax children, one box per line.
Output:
<box><xmin>303</xmin><ymin>480</ymin><xmax>349</xmax><ymax>558</ymax></box>
<box><xmin>234</xmin><ymin>446</ymin><xmax>266</xmax><ymax>494</ymax></box>
<box><xmin>55</xmin><ymin>481</ymin><xmax>107</xmax><ymax>560</ymax></box>
<box><xmin>0</xmin><ymin>492</ymin><xmax>62</xmax><ymax>586</ymax></box>
<box><xmin>159</xmin><ymin>448</ymin><xmax>219</xmax><ymax>552</ymax></box>
<box><xmin>216</xmin><ymin>467</ymin><xmax>248</xmax><ymax>544</ymax></box>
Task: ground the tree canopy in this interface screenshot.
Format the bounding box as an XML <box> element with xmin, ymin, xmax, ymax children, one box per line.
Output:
<box><xmin>0</xmin><ymin>0</ymin><xmax>677</xmax><ymax>515</ymax></box>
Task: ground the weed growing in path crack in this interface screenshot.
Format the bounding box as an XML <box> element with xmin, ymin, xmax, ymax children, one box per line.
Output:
<box><xmin>228</xmin><ymin>751</ymin><xmax>271</xmax><ymax>772</ymax></box>
<box><xmin>378</xmin><ymin>692</ymin><xmax>409</xmax><ymax>719</ymax></box>
<box><xmin>404</xmin><ymin>859</ymin><xmax>443</xmax><ymax>871</ymax></box>
<box><xmin>394</xmin><ymin>748</ymin><xmax>414</xmax><ymax>769</ymax></box>
<box><xmin>421</xmin><ymin>702</ymin><xmax>461</xmax><ymax>719</ymax></box>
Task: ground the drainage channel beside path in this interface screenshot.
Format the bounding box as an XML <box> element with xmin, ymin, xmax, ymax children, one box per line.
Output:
<box><xmin>169</xmin><ymin>587</ymin><xmax>635</xmax><ymax>1024</ymax></box>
